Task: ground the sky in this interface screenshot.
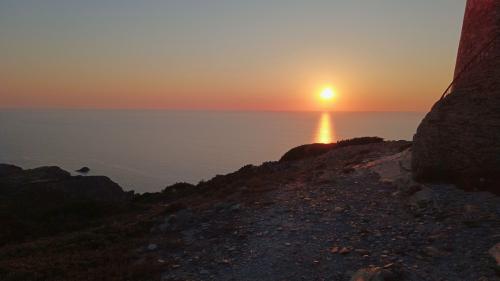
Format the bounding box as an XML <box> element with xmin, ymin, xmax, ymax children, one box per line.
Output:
<box><xmin>0</xmin><ymin>0</ymin><xmax>467</xmax><ymax>112</ymax></box>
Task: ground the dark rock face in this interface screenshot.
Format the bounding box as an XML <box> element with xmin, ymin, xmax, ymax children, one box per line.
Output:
<box><xmin>0</xmin><ymin>164</ymin><xmax>132</xmax><ymax>244</ymax></box>
<box><xmin>413</xmin><ymin>90</ymin><xmax>500</xmax><ymax>193</ymax></box>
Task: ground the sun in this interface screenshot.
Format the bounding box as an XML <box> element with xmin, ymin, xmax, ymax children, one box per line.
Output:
<box><xmin>320</xmin><ymin>87</ymin><xmax>335</xmax><ymax>100</ymax></box>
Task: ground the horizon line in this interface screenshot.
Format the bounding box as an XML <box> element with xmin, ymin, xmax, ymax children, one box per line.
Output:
<box><xmin>0</xmin><ymin>107</ymin><xmax>426</xmax><ymax>114</ymax></box>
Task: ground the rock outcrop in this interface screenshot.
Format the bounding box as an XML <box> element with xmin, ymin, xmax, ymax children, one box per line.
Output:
<box><xmin>76</xmin><ymin>166</ymin><xmax>90</xmax><ymax>173</ymax></box>
<box><xmin>0</xmin><ymin>164</ymin><xmax>129</xmax><ymax>202</ymax></box>
<box><xmin>0</xmin><ymin>164</ymin><xmax>132</xmax><ymax>244</ymax></box>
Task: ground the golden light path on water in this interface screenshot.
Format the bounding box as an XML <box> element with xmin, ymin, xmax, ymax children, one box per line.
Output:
<box><xmin>314</xmin><ymin>112</ymin><xmax>336</xmax><ymax>144</ymax></box>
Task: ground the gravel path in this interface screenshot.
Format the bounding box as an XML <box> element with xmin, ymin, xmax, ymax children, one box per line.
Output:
<box><xmin>146</xmin><ymin>142</ymin><xmax>500</xmax><ymax>281</ymax></box>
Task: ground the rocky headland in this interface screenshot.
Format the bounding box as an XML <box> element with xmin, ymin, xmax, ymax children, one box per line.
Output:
<box><xmin>0</xmin><ymin>138</ymin><xmax>498</xmax><ymax>281</ymax></box>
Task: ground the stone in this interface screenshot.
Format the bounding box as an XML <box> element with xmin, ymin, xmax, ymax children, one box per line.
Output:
<box><xmin>412</xmin><ymin>90</ymin><xmax>500</xmax><ymax>194</ymax></box>
<box><xmin>147</xmin><ymin>244</ymin><xmax>158</xmax><ymax>251</ymax></box>
<box><xmin>350</xmin><ymin>267</ymin><xmax>399</xmax><ymax>281</ymax></box>
<box><xmin>330</xmin><ymin>246</ymin><xmax>340</xmax><ymax>253</ymax></box>
<box><xmin>391</xmin><ymin>174</ymin><xmax>424</xmax><ymax>196</ymax></box>
<box><xmin>355</xmin><ymin>249</ymin><xmax>370</xmax><ymax>256</ymax></box>
<box><xmin>463</xmin><ymin>204</ymin><xmax>484</xmax><ymax>227</ymax></box>
<box><xmin>334</xmin><ymin>206</ymin><xmax>345</xmax><ymax>213</ymax></box>
<box><xmin>422</xmin><ymin>246</ymin><xmax>446</xmax><ymax>257</ymax></box>
<box><xmin>408</xmin><ymin>187</ymin><xmax>435</xmax><ymax>209</ymax></box>
<box><xmin>339</xmin><ymin>247</ymin><xmax>351</xmax><ymax>255</ymax></box>
<box><xmin>158</xmin><ymin>221</ymin><xmax>171</xmax><ymax>233</ymax></box>
<box><xmin>230</xmin><ymin>203</ymin><xmax>241</xmax><ymax>211</ymax></box>
<box><xmin>489</xmin><ymin>243</ymin><xmax>500</xmax><ymax>265</ymax></box>
<box><xmin>412</xmin><ymin>0</ymin><xmax>500</xmax><ymax>194</ymax></box>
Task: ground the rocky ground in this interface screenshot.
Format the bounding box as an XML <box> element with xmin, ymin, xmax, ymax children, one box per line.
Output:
<box><xmin>0</xmin><ymin>139</ymin><xmax>499</xmax><ymax>281</ymax></box>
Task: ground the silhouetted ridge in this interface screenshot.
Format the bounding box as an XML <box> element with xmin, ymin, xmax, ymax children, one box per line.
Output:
<box><xmin>279</xmin><ymin>137</ymin><xmax>384</xmax><ymax>162</ymax></box>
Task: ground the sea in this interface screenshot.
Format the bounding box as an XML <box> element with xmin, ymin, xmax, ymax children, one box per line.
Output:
<box><xmin>0</xmin><ymin>110</ymin><xmax>425</xmax><ymax>193</ymax></box>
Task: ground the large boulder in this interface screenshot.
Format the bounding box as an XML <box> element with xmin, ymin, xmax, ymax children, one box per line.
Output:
<box><xmin>412</xmin><ymin>90</ymin><xmax>500</xmax><ymax>194</ymax></box>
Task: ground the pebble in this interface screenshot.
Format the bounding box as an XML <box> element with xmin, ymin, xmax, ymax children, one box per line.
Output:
<box><xmin>147</xmin><ymin>244</ymin><xmax>158</xmax><ymax>251</ymax></box>
<box><xmin>334</xmin><ymin>206</ymin><xmax>345</xmax><ymax>213</ymax></box>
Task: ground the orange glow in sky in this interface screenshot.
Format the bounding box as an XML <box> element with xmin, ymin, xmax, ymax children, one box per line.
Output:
<box><xmin>0</xmin><ymin>1</ymin><xmax>466</xmax><ymax>112</ymax></box>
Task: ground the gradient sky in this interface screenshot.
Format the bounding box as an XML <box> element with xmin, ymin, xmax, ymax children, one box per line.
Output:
<box><xmin>0</xmin><ymin>0</ymin><xmax>466</xmax><ymax>111</ymax></box>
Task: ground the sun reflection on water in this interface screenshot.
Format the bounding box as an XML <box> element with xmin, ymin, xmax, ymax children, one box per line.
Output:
<box><xmin>315</xmin><ymin>112</ymin><xmax>335</xmax><ymax>144</ymax></box>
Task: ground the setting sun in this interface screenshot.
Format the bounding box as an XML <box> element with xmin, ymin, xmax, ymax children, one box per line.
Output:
<box><xmin>320</xmin><ymin>87</ymin><xmax>335</xmax><ymax>100</ymax></box>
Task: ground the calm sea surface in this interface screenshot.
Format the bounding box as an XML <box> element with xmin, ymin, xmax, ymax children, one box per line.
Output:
<box><xmin>0</xmin><ymin>110</ymin><xmax>424</xmax><ymax>193</ymax></box>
